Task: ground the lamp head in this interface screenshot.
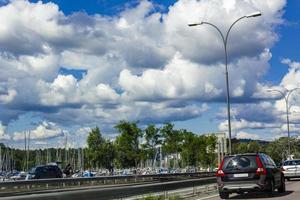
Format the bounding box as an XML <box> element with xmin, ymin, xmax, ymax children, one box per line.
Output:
<box><xmin>188</xmin><ymin>22</ymin><xmax>203</xmax><ymax>27</ymax></box>
<box><xmin>246</xmin><ymin>12</ymin><xmax>262</xmax><ymax>18</ymax></box>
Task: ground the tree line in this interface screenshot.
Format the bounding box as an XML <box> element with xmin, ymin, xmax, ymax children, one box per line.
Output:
<box><xmin>0</xmin><ymin>121</ymin><xmax>218</xmax><ymax>171</ymax></box>
<box><xmin>86</xmin><ymin>121</ymin><xmax>217</xmax><ymax>169</ymax></box>
<box><xmin>232</xmin><ymin>137</ymin><xmax>300</xmax><ymax>164</ymax></box>
<box><xmin>1</xmin><ymin>121</ymin><xmax>299</xmax><ymax>171</ymax></box>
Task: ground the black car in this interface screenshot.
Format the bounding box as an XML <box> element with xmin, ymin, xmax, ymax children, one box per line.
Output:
<box><xmin>216</xmin><ymin>153</ymin><xmax>285</xmax><ymax>199</ymax></box>
<box><xmin>27</xmin><ymin>165</ymin><xmax>63</xmax><ymax>179</ymax></box>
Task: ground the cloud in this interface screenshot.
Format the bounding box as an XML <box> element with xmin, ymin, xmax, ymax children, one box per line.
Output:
<box><xmin>119</xmin><ymin>50</ymin><xmax>272</xmax><ymax>102</ymax></box>
<box><xmin>13</xmin><ymin>121</ymin><xmax>64</xmax><ymax>140</ymax></box>
<box><xmin>217</xmin><ymin>59</ymin><xmax>300</xmax><ymax>137</ymax></box>
<box><xmin>37</xmin><ymin>74</ymin><xmax>120</xmax><ymax>106</ymax></box>
<box><xmin>280</xmin><ymin>59</ymin><xmax>300</xmax><ymax>90</ymax></box>
<box><xmin>235</xmin><ymin>131</ymin><xmax>260</xmax><ymax>140</ymax></box>
<box><xmin>163</xmin><ymin>0</ymin><xmax>284</xmax><ymax>64</ymax></box>
<box><xmin>218</xmin><ymin>118</ymin><xmax>279</xmax><ymax>133</ymax></box>
<box><xmin>0</xmin><ymin>122</ymin><xmax>10</xmax><ymax>140</ymax></box>
<box><xmin>0</xmin><ymin>0</ymin><xmax>289</xmax><ymax>142</ymax></box>
<box><xmin>0</xmin><ymin>89</ymin><xmax>17</xmax><ymax>103</ymax></box>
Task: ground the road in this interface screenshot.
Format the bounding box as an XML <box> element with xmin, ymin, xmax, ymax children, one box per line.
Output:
<box><xmin>0</xmin><ymin>177</ymin><xmax>215</xmax><ymax>200</ymax></box>
<box><xmin>204</xmin><ymin>180</ymin><xmax>300</xmax><ymax>200</ymax></box>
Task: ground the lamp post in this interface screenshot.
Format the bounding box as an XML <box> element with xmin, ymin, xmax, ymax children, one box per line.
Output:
<box><xmin>188</xmin><ymin>12</ymin><xmax>261</xmax><ymax>155</ymax></box>
<box><xmin>267</xmin><ymin>88</ymin><xmax>300</xmax><ymax>158</ymax></box>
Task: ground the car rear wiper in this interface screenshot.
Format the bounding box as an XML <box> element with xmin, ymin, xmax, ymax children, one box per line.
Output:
<box><xmin>225</xmin><ymin>166</ymin><xmax>241</xmax><ymax>171</ymax></box>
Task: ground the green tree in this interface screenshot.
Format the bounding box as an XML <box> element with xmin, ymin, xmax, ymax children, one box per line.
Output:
<box><xmin>181</xmin><ymin>130</ymin><xmax>198</xmax><ymax>167</ymax></box>
<box><xmin>141</xmin><ymin>124</ymin><xmax>162</xmax><ymax>167</ymax></box>
<box><xmin>266</xmin><ymin>137</ymin><xmax>289</xmax><ymax>163</ymax></box>
<box><xmin>86</xmin><ymin>127</ymin><xmax>105</xmax><ymax>168</ymax></box>
<box><xmin>101</xmin><ymin>140</ymin><xmax>116</xmax><ymax>169</ymax></box>
<box><xmin>161</xmin><ymin>123</ymin><xmax>183</xmax><ymax>168</ymax></box>
<box><xmin>114</xmin><ymin>121</ymin><xmax>142</xmax><ymax>168</ymax></box>
<box><xmin>205</xmin><ymin>135</ymin><xmax>217</xmax><ymax>167</ymax></box>
<box><xmin>234</xmin><ymin>143</ymin><xmax>248</xmax><ymax>154</ymax></box>
<box><xmin>247</xmin><ymin>141</ymin><xmax>261</xmax><ymax>153</ymax></box>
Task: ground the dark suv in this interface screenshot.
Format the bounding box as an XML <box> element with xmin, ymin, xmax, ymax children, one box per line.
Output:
<box><xmin>27</xmin><ymin>165</ymin><xmax>63</xmax><ymax>179</ymax></box>
<box><xmin>216</xmin><ymin>153</ymin><xmax>285</xmax><ymax>199</ymax></box>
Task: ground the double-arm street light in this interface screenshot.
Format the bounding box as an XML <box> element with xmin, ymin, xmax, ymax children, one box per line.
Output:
<box><xmin>267</xmin><ymin>88</ymin><xmax>300</xmax><ymax>158</ymax></box>
<box><xmin>188</xmin><ymin>12</ymin><xmax>261</xmax><ymax>155</ymax></box>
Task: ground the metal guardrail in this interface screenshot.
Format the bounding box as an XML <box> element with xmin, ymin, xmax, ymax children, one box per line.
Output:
<box><xmin>0</xmin><ymin>172</ymin><xmax>215</xmax><ymax>197</ymax></box>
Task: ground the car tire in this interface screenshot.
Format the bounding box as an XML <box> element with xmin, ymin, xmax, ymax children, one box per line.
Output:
<box><xmin>286</xmin><ymin>177</ymin><xmax>290</xmax><ymax>181</ymax></box>
<box><xmin>278</xmin><ymin>176</ymin><xmax>286</xmax><ymax>193</ymax></box>
<box><xmin>219</xmin><ymin>191</ymin><xmax>229</xmax><ymax>199</ymax></box>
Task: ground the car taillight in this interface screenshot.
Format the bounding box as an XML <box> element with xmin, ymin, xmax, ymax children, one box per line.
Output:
<box><xmin>216</xmin><ymin>158</ymin><xmax>225</xmax><ymax>177</ymax></box>
<box><xmin>256</xmin><ymin>156</ymin><xmax>266</xmax><ymax>175</ymax></box>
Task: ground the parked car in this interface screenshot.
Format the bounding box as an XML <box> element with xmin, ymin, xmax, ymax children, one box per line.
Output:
<box><xmin>9</xmin><ymin>171</ymin><xmax>26</xmax><ymax>181</ymax></box>
<box><xmin>281</xmin><ymin>159</ymin><xmax>300</xmax><ymax>180</ymax></box>
<box><xmin>26</xmin><ymin>165</ymin><xmax>63</xmax><ymax>180</ymax></box>
<box><xmin>216</xmin><ymin>153</ymin><xmax>285</xmax><ymax>199</ymax></box>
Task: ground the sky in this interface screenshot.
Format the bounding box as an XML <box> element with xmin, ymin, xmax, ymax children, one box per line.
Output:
<box><xmin>0</xmin><ymin>0</ymin><xmax>300</xmax><ymax>148</ymax></box>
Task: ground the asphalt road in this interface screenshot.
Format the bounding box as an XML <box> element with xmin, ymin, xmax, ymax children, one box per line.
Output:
<box><xmin>0</xmin><ymin>177</ymin><xmax>215</xmax><ymax>200</ymax></box>
<box><xmin>205</xmin><ymin>179</ymin><xmax>300</xmax><ymax>200</ymax></box>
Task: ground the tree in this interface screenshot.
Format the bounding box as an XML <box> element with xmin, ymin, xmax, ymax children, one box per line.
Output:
<box><xmin>101</xmin><ymin>141</ymin><xmax>116</xmax><ymax>169</ymax></box>
<box><xmin>141</xmin><ymin>124</ymin><xmax>162</xmax><ymax>167</ymax></box>
<box><xmin>247</xmin><ymin>141</ymin><xmax>261</xmax><ymax>153</ymax></box>
<box><xmin>114</xmin><ymin>121</ymin><xmax>142</xmax><ymax>168</ymax></box>
<box><xmin>181</xmin><ymin>130</ymin><xmax>198</xmax><ymax>167</ymax></box>
<box><xmin>86</xmin><ymin>127</ymin><xmax>115</xmax><ymax>169</ymax></box>
<box><xmin>266</xmin><ymin>137</ymin><xmax>289</xmax><ymax>163</ymax></box>
<box><xmin>161</xmin><ymin>123</ymin><xmax>183</xmax><ymax>168</ymax></box>
<box><xmin>87</xmin><ymin>127</ymin><xmax>105</xmax><ymax>150</ymax></box>
<box><xmin>205</xmin><ymin>135</ymin><xmax>217</xmax><ymax>167</ymax></box>
<box><xmin>234</xmin><ymin>143</ymin><xmax>248</xmax><ymax>154</ymax></box>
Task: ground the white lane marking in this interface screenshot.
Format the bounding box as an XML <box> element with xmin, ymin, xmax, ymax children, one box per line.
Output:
<box><xmin>196</xmin><ymin>194</ymin><xmax>219</xmax><ymax>200</ymax></box>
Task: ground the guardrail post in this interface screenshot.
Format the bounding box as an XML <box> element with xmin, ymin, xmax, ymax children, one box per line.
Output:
<box><xmin>46</xmin><ymin>184</ymin><xmax>49</xmax><ymax>189</ymax></box>
<box><xmin>164</xmin><ymin>191</ymin><xmax>168</xmax><ymax>198</ymax></box>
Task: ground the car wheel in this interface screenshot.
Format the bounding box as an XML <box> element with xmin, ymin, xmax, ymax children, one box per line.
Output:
<box><xmin>286</xmin><ymin>177</ymin><xmax>290</xmax><ymax>181</ymax></box>
<box><xmin>219</xmin><ymin>191</ymin><xmax>229</xmax><ymax>199</ymax></box>
<box><xmin>278</xmin><ymin>177</ymin><xmax>286</xmax><ymax>193</ymax></box>
<box><xmin>267</xmin><ymin>179</ymin><xmax>275</xmax><ymax>197</ymax></box>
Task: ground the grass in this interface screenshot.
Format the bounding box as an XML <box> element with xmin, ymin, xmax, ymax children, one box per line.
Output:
<box><xmin>135</xmin><ymin>195</ymin><xmax>183</xmax><ymax>200</ymax></box>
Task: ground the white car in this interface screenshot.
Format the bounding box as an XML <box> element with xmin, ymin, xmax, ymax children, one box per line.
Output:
<box><xmin>282</xmin><ymin>159</ymin><xmax>300</xmax><ymax>180</ymax></box>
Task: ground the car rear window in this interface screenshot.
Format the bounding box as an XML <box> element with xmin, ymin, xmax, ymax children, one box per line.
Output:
<box><xmin>223</xmin><ymin>155</ymin><xmax>258</xmax><ymax>171</ymax></box>
<box><xmin>284</xmin><ymin>160</ymin><xmax>300</xmax><ymax>166</ymax></box>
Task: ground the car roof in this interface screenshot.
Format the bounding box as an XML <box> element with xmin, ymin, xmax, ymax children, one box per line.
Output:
<box><xmin>224</xmin><ymin>153</ymin><xmax>262</xmax><ymax>158</ymax></box>
<box><xmin>284</xmin><ymin>159</ymin><xmax>300</xmax><ymax>162</ymax></box>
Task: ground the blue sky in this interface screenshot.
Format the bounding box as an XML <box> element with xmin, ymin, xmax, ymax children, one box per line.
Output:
<box><xmin>267</xmin><ymin>0</ymin><xmax>300</xmax><ymax>83</ymax></box>
<box><xmin>0</xmin><ymin>0</ymin><xmax>300</xmax><ymax>148</ymax></box>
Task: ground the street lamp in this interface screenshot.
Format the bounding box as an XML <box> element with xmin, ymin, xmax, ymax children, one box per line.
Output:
<box><xmin>188</xmin><ymin>12</ymin><xmax>261</xmax><ymax>155</ymax></box>
<box><xmin>267</xmin><ymin>88</ymin><xmax>300</xmax><ymax>158</ymax></box>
